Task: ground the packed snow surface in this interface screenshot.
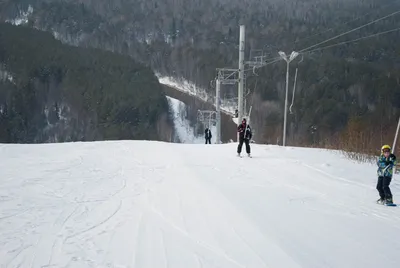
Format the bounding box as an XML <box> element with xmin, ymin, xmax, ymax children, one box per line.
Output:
<box><xmin>0</xmin><ymin>141</ymin><xmax>400</xmax><ymax>268</ymax></box>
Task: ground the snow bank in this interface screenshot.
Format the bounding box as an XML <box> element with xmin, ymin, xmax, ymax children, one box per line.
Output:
<box><xmin>0</xmin><ymin>67</ymin><xmax>15</xmax><ymax>84</ymax></box>
<box><xmin>158</xmin><ymin>74</ymin><xmax>237</xmax><ymax>116</ymax></box>
<box><xmin>5</xmin><ymin>5</ymin><xmax>33</xmax><ymax>26</ymax></box>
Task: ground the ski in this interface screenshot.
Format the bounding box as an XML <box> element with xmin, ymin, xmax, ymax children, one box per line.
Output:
<box><xmin>377</xmin><ymin>201</ymin><xmax>397</xmax><ymax>206</ymax></box>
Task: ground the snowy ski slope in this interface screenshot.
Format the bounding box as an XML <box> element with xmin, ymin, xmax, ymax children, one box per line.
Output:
<box><xmin>0</xmin><ymin>141</ymin><xmax>399</xmax><ymax>268</ymax></box>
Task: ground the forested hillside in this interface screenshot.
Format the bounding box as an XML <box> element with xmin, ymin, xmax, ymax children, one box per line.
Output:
<box><xmin>0</xmin><ymin>23</ymin><xmax>172</xmax><ymax>143</ymax></box>
<box><xmin>1</xmin><ymin>0</ymin><xmax>400</xmax><ymax>152</ymax></box>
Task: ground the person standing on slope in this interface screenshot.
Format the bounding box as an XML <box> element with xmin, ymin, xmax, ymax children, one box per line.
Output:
<box><xmin>205</xmin><ymin>128</ymin><xmax>212</xmax><ymax>144</ymax></box>
<box><xmin>377</xmin><ymin>145</ymin><xmax>397</xmax><ymax>205</ymax></box>
<box><xmin>237</xmin><ymin>118</ymin><xmax>252</xmax><ymax>157</ymax></box>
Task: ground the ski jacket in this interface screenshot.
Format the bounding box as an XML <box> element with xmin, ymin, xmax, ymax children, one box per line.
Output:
<box><xmin>205</xmin><ymin>128</ymin><xmax>212</xmax><ymax>139</ymax></box>
<box><xmin>377</xmin><ymin>153</ymin><xmax>397</xmax><ymax>178</ymax></box>
<box><xmin>238</xmin><ymin>123</ymin><xmax>252</xmax><ymax>140</ymax></box>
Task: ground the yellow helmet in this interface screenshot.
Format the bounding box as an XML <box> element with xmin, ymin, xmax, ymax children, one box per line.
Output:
<box><xmin>381</xmin><ymin>144</ymin><xmax>391</xmax><ymax>153</ymax></box>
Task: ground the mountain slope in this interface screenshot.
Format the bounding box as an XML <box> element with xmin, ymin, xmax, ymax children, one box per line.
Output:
<box><xmin>1</xmin><ymin>141</ymin><xmax>399</xmax><ymax>267</ymax></box>
<box><xmin>0</xmin><ymin>23</ymin><xmax>172</xmax><ymax>142</ymax></box>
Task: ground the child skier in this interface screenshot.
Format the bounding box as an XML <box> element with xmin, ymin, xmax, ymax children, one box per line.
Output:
<box><xmin>376</xmin><ymin>145</ymin><xmax>397</xmax><ymax>205</ymax></box>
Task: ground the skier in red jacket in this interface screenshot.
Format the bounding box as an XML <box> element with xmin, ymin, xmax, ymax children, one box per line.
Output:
<box><xmin>237</xmin><ymin>118</ymin><xmax>252</xmax><ymax>157</ymax></box>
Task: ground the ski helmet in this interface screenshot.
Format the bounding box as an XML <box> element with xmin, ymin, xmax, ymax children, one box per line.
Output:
<box><xmin>381</xmin><ymin>144</ymin><xmax>391</xmax><ymax>153</ymax></box>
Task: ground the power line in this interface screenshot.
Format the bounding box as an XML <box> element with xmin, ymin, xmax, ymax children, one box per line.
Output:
<box><xmin>242</xmin><ymin>58</ymin><xmax>282</xmax><ymax>115</ymax></box>
<box><xmin>298</xmin><ymin>9</ymin><xmax>400</xmax><ymax>53</ymax></box>
<box><xmin>295</xmin><ymin>16</ymin><xmax>368</xmax><ymax>45</ymax></box>
<box><xmin>220</xmin><ymin>56</ymin><xmax>282</xmax><ymax>81</ymax></box>
<box><xmin>244</xmin><ymin>27</ymin><xmax>400</xmax><ymax>78</ymax></box>
<box><xmin>242</xmin><ymin>26</ymin><xmax>400</xmax><ymax>100</ymax></box>
<box><xmin>294</xmin><ymin>1</ymin><xmax>399</xmax><ymax>46</ymax></box>
<box><xmin>223</xmin><ymin>4</ymin><xmax>400</xmax><ymax>93</ymax></box>
<box><xmin>264</xmin><ymin>56</ymin><xmax>283</xmax><ymax>63</ymax></box>
<box><xmin>303</xmin><ymin>27</ymin><xmax>400</xmax><ymax>54</ymax></box>
<box><xmin>243</xmin><ymin>58</ymin><xmax>282</xmax><ymax>73</ymax></box>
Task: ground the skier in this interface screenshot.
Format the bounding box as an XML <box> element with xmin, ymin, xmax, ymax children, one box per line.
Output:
<box><xmin>376</xmin><ymin>144</ymin><xmax>397</xmax><ymax>205</ymax></box>
<box><xmin>237</xmin><ymin>118</ymin><xmax>252</xmax><ymax>157</ymax></box>
<box><xmin>205</xmin><ymin>128</ymin><xmax>212</xmax><ymax>144</ymax></box>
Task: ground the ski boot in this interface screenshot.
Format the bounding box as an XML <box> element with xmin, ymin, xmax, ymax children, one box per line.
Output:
<box><xmin>247</xmin><ymin>153</ymin><xmax>252</xmax><ymax>158</ymax></box>
<box><xmin>377</xmin><ymin>198</ymin><xmax>385</xmax><ymax>204</ymax></box>
<box><xmin>385</xmin><ymin>198</ymin><xmax>394</xmax><ymax>205</ymax></box>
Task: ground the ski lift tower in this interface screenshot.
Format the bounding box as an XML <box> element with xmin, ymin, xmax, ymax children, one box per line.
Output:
<box><xmin>197</xmin><ymin>68</ymin><xmax>237</xmax><ymax>145</ymax></box>
<box><xmin>197</xmin><ymin>110</ymin><xmax>217</xmax><ymax>129</ymax></box>
<box><xmin>215</xmin><ymin>68</ymin><xmax>240</xmax><ymax>143</ymax></box>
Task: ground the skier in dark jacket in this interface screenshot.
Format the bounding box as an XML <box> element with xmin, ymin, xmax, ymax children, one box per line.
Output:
<box><xmin>377</xmin><ymin>144</ymin><xmax>397</xmax><ymax>205</ymax></box>
<box><xmin>237</xmin><ymin>118</ymin><xmax>252</xmax><ymax>157</ymax></box>
<box><xmin>205</xmin><ymin>128</ymin><xmax>212</xmax><ymax>144</ymax></box>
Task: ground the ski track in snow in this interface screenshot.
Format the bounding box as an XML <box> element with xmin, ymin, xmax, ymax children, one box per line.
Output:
<box><xmin>0</xmin><ymin>141</ymin><xmax>400</xmax><ymax>268</ymax></box>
